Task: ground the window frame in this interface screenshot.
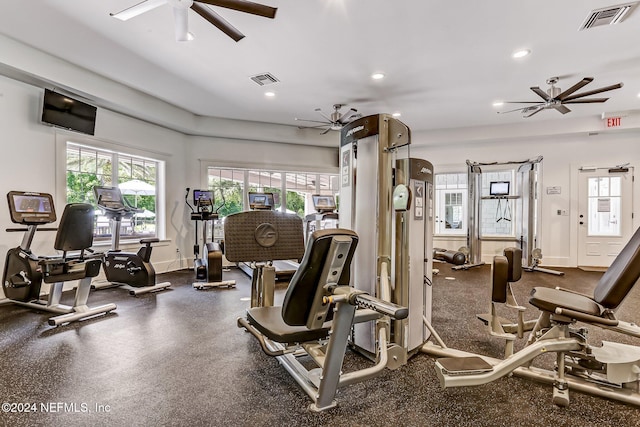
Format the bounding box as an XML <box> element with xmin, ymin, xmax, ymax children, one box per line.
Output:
<box><xmin>56</xmin><ymin>132</ymin><xmax>168</xmax><ymax>244</ymax></box>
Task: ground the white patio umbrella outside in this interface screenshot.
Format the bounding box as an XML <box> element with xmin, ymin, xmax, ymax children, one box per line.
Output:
<box><xmin>118</xmin><ymin>179</ymin><xmax>155</xmax><ymax>207</ymax></box>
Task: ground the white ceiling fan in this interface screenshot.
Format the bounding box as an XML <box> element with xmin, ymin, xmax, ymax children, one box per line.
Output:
<box><xmin>110</xmin><ymin>0</ymin><xmax>277</xmax><ymax>42</ymax></box>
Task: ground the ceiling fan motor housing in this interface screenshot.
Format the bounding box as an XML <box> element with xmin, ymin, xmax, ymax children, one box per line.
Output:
<box><xmin>547</xmin><ymin>86</ymin><xmax>561</xmax><ymax>98</ymax></box>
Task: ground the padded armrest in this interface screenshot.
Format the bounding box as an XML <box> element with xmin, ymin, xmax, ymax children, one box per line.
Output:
<box><xmin>140</xmin><ymin>238</ymin><xmax>160</xmax><ymax>245</ymax></box>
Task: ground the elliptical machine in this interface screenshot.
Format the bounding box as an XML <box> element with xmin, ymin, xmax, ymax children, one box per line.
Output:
<box><xmin>1</xmin><ymin>191</ymin><xmax>117</xmax><ymax>326</ymax></box>
<box><xmin>93</xmin><ymin>186</ymin><xmax>171</xmax><ymax>296</ymax></box>
<box><xmin>186</xmin><ymin>188</ymin><xmax>235</xmax><ymax>289</ymax></box>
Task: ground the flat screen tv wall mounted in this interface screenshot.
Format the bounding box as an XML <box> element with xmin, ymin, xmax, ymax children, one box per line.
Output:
<box><xmin>41</xmin><ymin>89</ymin><xmax>97</xmax><ymax>135</ymax></box>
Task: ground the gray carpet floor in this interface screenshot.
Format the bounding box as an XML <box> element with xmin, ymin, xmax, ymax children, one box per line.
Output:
<box><xmin>1</xmin><ymin>264</ymin><xmax>640</xmax><ymax>426</ymax></box>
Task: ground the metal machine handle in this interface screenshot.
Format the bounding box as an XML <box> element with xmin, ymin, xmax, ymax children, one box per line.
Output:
<box><xmin>351</xmin><ymin>293</ymin><xmax>408</xmax><ymax>320</ymax></box>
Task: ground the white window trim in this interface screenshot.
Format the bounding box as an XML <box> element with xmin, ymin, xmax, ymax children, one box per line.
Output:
<box><xmin>55</xmin><ymin>130</ymin><xmax>169</xmax><ymax>241</ymax></box>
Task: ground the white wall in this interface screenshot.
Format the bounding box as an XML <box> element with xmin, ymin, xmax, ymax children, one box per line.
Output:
<box><xmin>0</xmin><ymin>74</ymin><xmax>338</xmax><ymax>299</ymax></box>
<box><xmin>412</xmin><ymin>131</ymin><xmax>640</xmax><ymax>266</ymax></box>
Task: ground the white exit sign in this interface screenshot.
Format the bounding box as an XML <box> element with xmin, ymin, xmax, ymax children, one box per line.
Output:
<box><xmin>606</xmin><ymin>117</ymin><xmax>622</xmax><ymax>127</ymax></box>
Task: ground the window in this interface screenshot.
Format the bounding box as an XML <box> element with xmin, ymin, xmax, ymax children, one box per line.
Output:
<box><xmin>208</xmin><ymin>168</ymin><xmax>245</xmax><ymax>217</ymax></box>
<box><xmin>587</xmin><ymin>176</ymin><xmax>621</xmax><ymax>236</ymax></box>
<box><xmin>66</xmin><ymin>142</ymin><xmax>161</xmax><ymax>240</ymax></box>
<box><xmin>206</xmin><ymin>167</ymin><xmax>338</xmax><ymax>219</ymax></box>
<box><xmin>434</xmin><ymin>173</ymin><xmax>467</xmax><ymax>235</ymax></box>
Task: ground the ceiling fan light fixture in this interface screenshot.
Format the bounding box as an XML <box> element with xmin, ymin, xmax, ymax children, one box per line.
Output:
<box><xmin>371</xmin><ymin>73</ymin><xmax>385</xmax><ymax>80</ymax></box>
<box><xmin>512</xmin><ymin>49</ymin><xmax>531</xmax><ymax>59</ymax></box>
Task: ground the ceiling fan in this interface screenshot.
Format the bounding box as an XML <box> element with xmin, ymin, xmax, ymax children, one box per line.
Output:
<box><xmin>110</xmin><ymin>0</ymin><xmax>277</xmax><ymax>42</ymax></box>
<box><xmin>295</xmin><ymin>104</ymin><xmax>361</xmax><ymax>135</ymax></box>
<box><xmin>499</xmin><ymin>76</ymin><xmax>623</xmax><ymax>118</ymax></box>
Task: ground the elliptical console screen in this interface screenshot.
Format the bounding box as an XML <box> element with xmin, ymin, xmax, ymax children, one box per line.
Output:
<box><xmin>312</xmin><ymin>195</ymin><xmax>337</xmax><ymax>212</ymax></box>
<box><xmin>193</xmin><ymin>190</ymin><xmax>213</xmax><ymax>208</ymax></box>
<box><xmin>7</xmin><ymin>191</ymin><xmax>56</xmax><ymax>224</ymax></box>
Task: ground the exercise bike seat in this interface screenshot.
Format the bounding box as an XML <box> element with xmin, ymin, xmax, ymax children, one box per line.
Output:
<box><xmin>39</xmin><ymin>203</ymin><xmax>103</xmax><ymax>283</ymax></box>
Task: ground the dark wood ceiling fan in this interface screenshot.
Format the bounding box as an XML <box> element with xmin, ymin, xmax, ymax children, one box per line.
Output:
<box><xmin>110</xmin><ymin>0</ymin><xmax>277</xmax><ymax>42</ymax></box>
<box><xmin>499</xmin><ymin>76</ymin><xmax>623</xmax><ymax>117</ymax></box>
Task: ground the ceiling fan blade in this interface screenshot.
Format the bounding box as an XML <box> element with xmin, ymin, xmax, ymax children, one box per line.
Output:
<box><xmin>294</xmin><ymin>118</ymin><xmax>331</xmax><ymax>125</ymax></box>
<box><xmin>497</xmin><ymin>104</ymin><xmax>544</xmax><ymax>114</ymax></box>
<box><xmin>110</xmin><ymin>0</ymin><xmax>167</xmax><ymax>20</ymax></box>
<box><xmin>297</xmin><ymin>124</ymin><xmax>331</xmax><ymax>130</ymax></box>
<box><xmin>315</xmin><ymin>109</ymin><xmax>333</xmax><ymax>123</ymax></box>
<box><xmin>523</xmin><ymin>106</ymin><xmax>545</xmax><ymax>118</ymax></box>
<box><xmin>561</xmin><ymin>83</ymin><xmax>624</xmax><ymax>102</ymax></box>
<box><xmin>563</xmin><ymin>98</ymin><xmax>609</xmax><ymax>104</ymax></box>
<box><xmin>173</xmin><ymin>7</ymin><xmax>192</xmax><ymax>41</ymax></box>
<box><xmin>530</xmin><ymin>87</ymin><xmax>551</xmax><ymax>101</ymax></box>
<box><xmin>197</xmin><ymin>0</ymin><xmax>277</xmax><ymax>18</ymax></box>
<box><xmin>320</xmin><ymin>127</ymin><xmax>332</xmax><ymax>135</ymax></box>
<box><xmin>556</xmin><ymin>77</ymin><xmax>593</xmax><ymax>100</ymax></box>
<box><xmin>191</xmin><ymin>3</ymin><xmax>244</xmax><ymax>41</ymax></box>
<box><xmin>553</xmin><ymin>105</ymin><xmax>571</xmax><ymax>114</ymax></box>
<box><xmin>503</xmin><ymin>101</ymin><xmax>546</xmax><ymax>104</ymax></box>
<box><xmin>338</xmin><ymin>108</ymin><xmax>358</xmax><ymax>123</ymax></box>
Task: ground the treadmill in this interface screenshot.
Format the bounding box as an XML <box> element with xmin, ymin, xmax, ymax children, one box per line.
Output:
<box><xmin>236</xmin><ymin>192</ymin><xmax>299</xmax><ymax>281</ymax></box>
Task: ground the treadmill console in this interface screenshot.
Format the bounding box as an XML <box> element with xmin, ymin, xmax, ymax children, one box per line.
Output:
<box><xmin>249</xmin><ymin>192</ymin><xmax>275</xmax><ymax>210</ymax></box>
<box><xmin>7</xmin><ymin>191</ymin><xmax>56</xmax><ymax>224</ymax></box>
<box><xmin>94</xmin><ymin>186</ymin><xmax>127</xmax><ymax>211</ymax></box>
<box><xmin>312</xmin><ymin>195</ymin><xmax>337</xmax><ymax>213</ymax></box>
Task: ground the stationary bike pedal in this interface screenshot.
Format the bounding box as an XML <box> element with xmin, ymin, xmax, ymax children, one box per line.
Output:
<box><xmin>437</xmin><ymin>356</ymin><xmax>493</xmax><ymax>376</ymax></box>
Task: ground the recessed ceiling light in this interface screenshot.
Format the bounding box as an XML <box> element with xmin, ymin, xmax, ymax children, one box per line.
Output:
<box><xmin>512</xmin><ymin>49</ymin><xmax>531</xmax><ymax>59</ymax></box>
<box><xmin>371</xmin><ymin>73</ymin><xmax>385</xmax><ymax>80</ymax></box>
<box><xmin>392</xmin><ymin>112</ymin><xmax>401</xmax><ymax>117</ymax></box>
<box><xmin>264</xmin><ymin>91</ymin><xmax>275</xmax><ymax>97</ymax></box>
<box><xmin>492</xmin><ymin>101</ymin><xmax>504</xmax><ymax>107</ymax></box>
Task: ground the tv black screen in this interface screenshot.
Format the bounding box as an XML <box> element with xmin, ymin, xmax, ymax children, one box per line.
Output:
<box><xmin>41</xmin><ymin>89</ymin><xmax>97</xmax><ymax>135</ymax></box>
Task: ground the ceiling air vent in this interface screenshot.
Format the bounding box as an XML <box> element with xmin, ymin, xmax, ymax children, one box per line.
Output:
<box><xmin>579</xmin><ymin>2</ymin><xmax>639</xmax><ymax>30</ymax></box>
<box><xmin>250</xmin><ymin>73</ymin><xmax>279</xmax><ymax>86</ymax></box>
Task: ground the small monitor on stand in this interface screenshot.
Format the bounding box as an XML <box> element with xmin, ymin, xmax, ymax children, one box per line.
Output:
<box><xmin>312</xmin><ymin>195</ymin><xmax>337</xmax><ymax>213</ymax></box>
<box><xmin>489</xmin><ymin>181</ymin><xmax>510</xmax><ymax>197</ymax></box>
<box><xmin>248</xmin><ymin>192</ymin><xmax>275</xmax><ymax>210</ymax></box>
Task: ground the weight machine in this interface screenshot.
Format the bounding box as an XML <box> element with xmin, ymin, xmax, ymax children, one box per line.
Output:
<box><xmin>459</xmin><ymin>156</ymin><xmax>562</xmax><ymax>275</ymax></box>
<box><xmin>340</xmin><ymin>113</ymin><xmax>434</xmax><ymax>366</ymax></box>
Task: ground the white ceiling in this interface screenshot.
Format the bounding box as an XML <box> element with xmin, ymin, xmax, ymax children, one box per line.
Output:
<box><xmin>1</xmin><ymin>0</ymin><xmax>640</xmax><ymax>135</ymax></box>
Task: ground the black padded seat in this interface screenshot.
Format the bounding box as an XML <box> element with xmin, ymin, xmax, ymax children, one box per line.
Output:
<box><xmin>529</xmin><ymin>226</ymin><xmax>640</xmax><ymax>318</ymax></box>
<box><xmin>529</xmin><ymin>287</ymin><xmax>603</xmax><ymax>317</ymax></box>
<box><xmin>245</xmin><ymin>228</ymin><xmax>358</xmax><ymax>344</ymax></box>
<box><xmin>247</xmin><ymin>307</ymin><xmax>330</xmax><ymax>344</ymax></box>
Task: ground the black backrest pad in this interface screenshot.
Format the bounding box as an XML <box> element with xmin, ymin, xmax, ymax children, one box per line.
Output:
<box><xmin>503</xmin><ymin>247</ymin><xmax>522</xmax><ymax>282</ymax></box>
<box><xmin>492</xmin><ymin>256</ymin><xmax>509</xmax><ymax>303</ymax></box>
<box><xmin>54</xmin><ymin>203</ymin><xmax>95</xmax><ymax>251</ymax></box>
<box><xmin>594</xmin><ymin>226</ymin><xmax>640</xmax><ymax>309</ymax></box>
<box><xmin>281</xmin><ymin>229</ymin><xmax>358</xmax><ymax>326</ymax></box>
<box><xmin>223</xmin><ymin>210</ymin><xmax>305</xmax><ymax>262</ymax></box>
